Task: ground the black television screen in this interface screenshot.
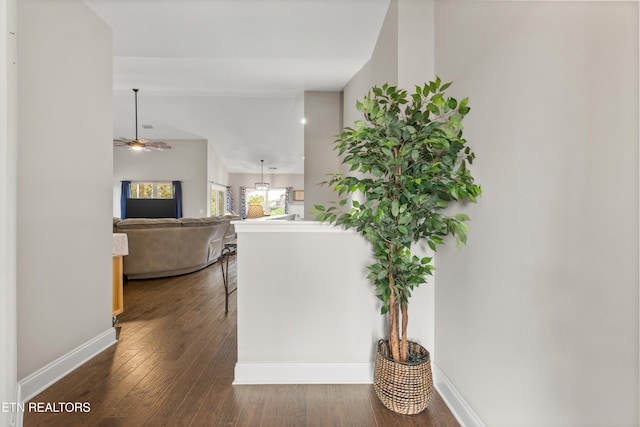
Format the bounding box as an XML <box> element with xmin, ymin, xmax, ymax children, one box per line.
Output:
<box><xmin>126</xmin><ymin>198</ymin><xmax>177</xmax><ymax>218</ymax></box>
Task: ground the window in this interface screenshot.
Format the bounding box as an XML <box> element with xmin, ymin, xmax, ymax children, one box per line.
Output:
<box><xmin>245</xmin><ymin>187</ymin><xmax>287</xmax><ymax>215</ymax></box>
<box><xmin>210</xmin><ymin>183</ymin><xmax>226</xmax><ymax>216</ymax></box>
<box><xmin>130</xmin><ymin>182</ymin><xmax>173</xmax><ymax>199</ymax></box>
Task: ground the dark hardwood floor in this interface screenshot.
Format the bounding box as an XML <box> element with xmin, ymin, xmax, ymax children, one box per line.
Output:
<box><xmin>24</xmin><ymin>257</ymin><xmax>460</xmax><ymax>427</ymax></box>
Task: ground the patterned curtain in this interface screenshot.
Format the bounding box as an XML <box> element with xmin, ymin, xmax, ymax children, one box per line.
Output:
<box><xmin>239</xmin><ymin>186</ymin><xmax>247</xmax><ymax>219</ymax></box>
<box><xmin>225</xmin><ymin>186</ymin><xmax>234</xmax><ymax>214</ymax></box>
<box><xmin>285</xmin><ymin>187</ymin><xmax>293</xmax><ymax>214</ymax></box>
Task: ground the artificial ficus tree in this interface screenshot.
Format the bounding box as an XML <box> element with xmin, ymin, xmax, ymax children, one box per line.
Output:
<box><xmin>314</xmin><ymin>78</ymin><xmax>481</xmax><ymax>363</ymax></box>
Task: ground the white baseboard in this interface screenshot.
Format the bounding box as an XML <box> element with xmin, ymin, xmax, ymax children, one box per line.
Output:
<box><xmin>17</xmin><ymin>328</ymin><xmax>116</xmax><ymax>403</ymax></box>
<box><xmin>433</xmin><ymin>363</ymin><xmax>486</xmax><ymax>427</ymax></box>
<box><xmin>233</xmin><ymin>362</ymin><xmax>374</xmax><ymax>385</ymax></box>
<box><xmin>11</xmin><ymin>383</ymin><xmax>20</xmax><ymax>427</ymax></box>
<box><xmin>234</xmin><ymin>361</ymin><xmax>485</xmax><ymax>427</ymax></box>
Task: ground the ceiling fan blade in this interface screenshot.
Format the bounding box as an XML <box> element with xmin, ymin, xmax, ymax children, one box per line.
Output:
<box><xmin>145</xmin><ymin>141</ymin><xmax>172</xmax><ymax>150</ymax></box>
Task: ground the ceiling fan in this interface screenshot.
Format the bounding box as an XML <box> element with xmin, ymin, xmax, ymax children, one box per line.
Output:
<box><xmin>113</xmin><ymin>88</ymin><xmax>172</xmax><ymax>152</ymax></box>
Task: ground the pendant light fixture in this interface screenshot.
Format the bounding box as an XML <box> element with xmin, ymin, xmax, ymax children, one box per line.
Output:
<box><xmin>254</xmin><ymin>159</ymin><xmax>270</xmax><ymax>191</ymax></box>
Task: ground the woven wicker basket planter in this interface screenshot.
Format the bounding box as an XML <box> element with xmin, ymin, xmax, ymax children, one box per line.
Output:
<box><xmin>373</xmin><ymin>339</ymin><xmax>433</xmax><ymax>415</ymax></box>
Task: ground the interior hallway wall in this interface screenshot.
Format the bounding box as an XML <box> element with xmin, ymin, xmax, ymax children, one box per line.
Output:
<box><xmin>434</xmin><ymin>2</ymin><xmax>639</xmax><ymax>426</ymax></box>
<box><xmin>17</xmin><ymin>0</ymin><xmax>114</xmax><ymax>380</ymax></box>
<box><xmin>0</xmin><ymin>0</ymin><xmax>18</xmax><ymax>425</ymax></box>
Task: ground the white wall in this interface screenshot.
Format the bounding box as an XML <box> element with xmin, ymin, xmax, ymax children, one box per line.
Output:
<box><xmin>207</xmin><ymin>140</ymin><xmax>229</xmax><ymax>187</ymax></box>
<box><xmin>234</xmin><ymin>221</ymin><xmax>383</xmax><ymax>383</ymax></box>
<box><xmin>397</xmin><ymin>0</ymin><xmax>434</xmax><ymax>90</ymax></box>
<box><xmin>343</xmin><ymin>0</ymin><xmax>435</xmax><ymax>127</ymax></box>
<box><xmin>303</xmin><ymin>91</ymin><xmax>343</xmax><ymax>220</ymax></box>
<box><xmin>0</xmin><ymin>0</ymin><xmax>17</xmax><ymax>425</ymax></box>
<box><xmin>113</xmin><ymin>139</ymin><xmax>208</xmax><ymax>218</ymax></box>
<box><xmin>343</xmin><ymin>0</ymin><xmax>398</xmax><ymax>130</ymax></box>
<box><xmin>434</xmin><ymin>2</ymin><xmax>638</xmax><ymax>426</ymax></box>
<box><xmin>17</xmin><ymin>0</ymin><xmax>114</xmax><ymax>380</ymax></box>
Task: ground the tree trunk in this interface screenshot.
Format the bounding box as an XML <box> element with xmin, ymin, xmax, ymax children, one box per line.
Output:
<box><xmin>387</xmin><ymin>148</ymin><xmax>403</xmax><ymax>361</ymax></box>
<box><xmin>387</xmin><ymin>244</ymin><xmax>400</xmax><ymax>361</ymax></box>
<box><xmin>400</xmin><ymin>302</ymin><xmax>408</xmax><ymax>362</ymax></box>
<box><xmin>388</xmin><ymin>293</ymin><xmax>400</xmax><ymax>362</ymax></box>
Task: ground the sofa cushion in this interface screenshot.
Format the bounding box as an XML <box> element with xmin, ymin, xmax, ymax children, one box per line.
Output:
<box><xmin>179</xmin><ymin>217</ymin><xmax>224</xmax><ymax>227</ymax></box>
<box><xmin>116</xmin><ymin>218</ymin><xmax>181</xmax><ymax>229</ymax></box>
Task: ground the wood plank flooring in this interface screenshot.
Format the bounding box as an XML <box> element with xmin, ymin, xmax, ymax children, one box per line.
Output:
<box><xmin>23</xmin><ymin>257</ymin><xmax>460</xmax><ymax>427</ymax></box>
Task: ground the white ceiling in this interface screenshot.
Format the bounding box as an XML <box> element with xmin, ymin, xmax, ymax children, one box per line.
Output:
<box><xmin>83</xmin><ymin>0</ymin><xmax>390</xmax><ymax>174</ymax></box>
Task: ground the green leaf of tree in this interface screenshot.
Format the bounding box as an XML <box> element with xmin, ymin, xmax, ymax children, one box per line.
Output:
<box><xmin>391</xmin><ymin>200</ymin><xmax>399</xmax><ymax>217</ymax></box>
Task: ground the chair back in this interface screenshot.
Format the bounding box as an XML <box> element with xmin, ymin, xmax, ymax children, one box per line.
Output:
<box><xmin>246</xmin><ymin>204</ymin><xmax>265</xmax><ymax>218</ymax></box>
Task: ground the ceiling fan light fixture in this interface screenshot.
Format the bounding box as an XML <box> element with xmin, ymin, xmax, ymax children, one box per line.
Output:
<box><xmin>113</xmin><ymin>89</ymin><xmax>171</xmax><ymax>152</ymax></box>
<box><xmin>130</xmin><ymin>141</ymin><xmax>145</xmax><ymax>151</ymax></box>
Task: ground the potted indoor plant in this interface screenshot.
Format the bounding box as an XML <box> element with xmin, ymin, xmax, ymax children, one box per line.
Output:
<box><xmin>314</xmin><ymin>78</ymin><xmax>481</xmax><ymax>414</ymax></box>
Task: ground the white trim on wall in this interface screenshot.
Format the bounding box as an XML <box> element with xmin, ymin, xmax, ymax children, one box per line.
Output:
<box><xmin>233</xmin><ymin>360</ymin><xmax>487</xmax><ymax>427</ymax></box>
<box><xmin>433</xmin><ymin>364</ymin><xmax>486</xmax><ymax>427</ymax></box>
<box><xmin>17</xmin><ymin>329</ymin><xmax>116</xmax><ymax>403</ymax></box>
<box><xmin>233</xmin><ymin>362</ymin><xmax>374</xmax><ymax>385</ymax></box>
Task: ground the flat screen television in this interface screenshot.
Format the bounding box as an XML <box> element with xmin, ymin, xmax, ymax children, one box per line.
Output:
<box><xmin>125</xmin><ymin>198</ymin><xmax>177</xmax><ymax>218</ymax></box>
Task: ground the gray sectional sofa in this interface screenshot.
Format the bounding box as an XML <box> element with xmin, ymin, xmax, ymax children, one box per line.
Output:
<box><xmin>113</xmin><ymin>216</ymin><xmax>239</xmax><ymax>280</ymax></box>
